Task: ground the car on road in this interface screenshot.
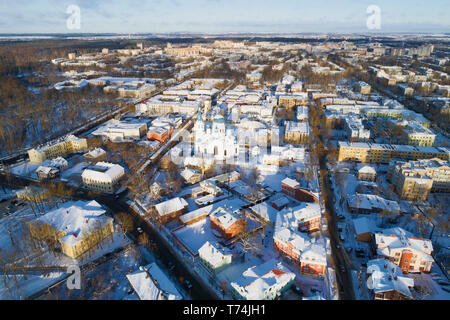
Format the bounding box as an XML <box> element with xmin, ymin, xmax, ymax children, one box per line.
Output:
<box><xmin>442</xmin><ymin>286</ymin><xmax>450</xmax><ymax>293</ymax></box>
<box><xmin>293</xmin><ymin>286</ymin><xmax>302</xmax><ymax>295</ymax></box>
<box><xmin>438</xmin><ymin>280</ymin><xmax>450</xmax><ymax>286</ymax></box>
<box><xmin>339</xmin><ymin>265</ymin><xmax>346</xmax><ymax>272</ymax></box>
<box><xmin>137</xmin><ymin>227</ymin><xmax>143</xmax><ymax>234</ymax></box>
<box><xmin>336</xmin><ymin>244</ymin><xmax>341</xmax><ymax>249</ymax></box>
<box><xmin>184</xmin><ymin>280</ymin><xmax>193</xmax><ymax>289</ymax></box>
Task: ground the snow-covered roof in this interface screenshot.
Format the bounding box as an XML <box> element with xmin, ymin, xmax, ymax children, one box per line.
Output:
<box><xmin>198</xmin><ymin>241</ymin><xmax>232</xmax><ymax>267</ymax></box>
<box><xmin>300</xmin><ymin>243</ymin><xmax>327</xmax><ymax>266</ymax></box>
<box><xmin>276</xmin><ymin>202</ymin><xmax>321</xmax><ymax>229</ymax></box>
<box><xmin>126</xmin><ymin>263</ymin><xmax>182</xmax><ymax>300</ymax></box>
<box><xmin>231</xmin><ymin>259</ymin><xmax>295</xmax><ymax>300</ymax></box>
<box><xmin>353</xmin><ymin>217</ymin><xmax>373</xmax><ymax>236</ymax></box>
<box><xmin>281</xmin><ymin>177</ymin><xmax>300</xmax><ymax>189</ymax></box>
<box><xmin>375</xmin><ymin>227</ymin><xmax>433</xmax><ymax>258</ymax></box>
<box><xmin>36</xmin><ymin>166</ymin><xmax>56</xmax><ymax>175</ymax></box>
<box><xmin>81</xmin><ymin>162</ymin><xmax>124</xmax><ymax>182</ymax></box>
<box><xmin>154</xmin><ymin>197</ymin><xmax>188</xmax><ymax>217</ymax></box>
<box><xmin>348</xmin><ymin>194</ymin><xmax>400</xmax><ymax>213</ymax></box>
<box><xmin>32</xmin><ymin>200</ymin><xmax>112</xmax><ymax>246</ymax></box>
<box><xmin>358</xmin><ymin>165</ymin><xmax>376</xmax><ymax>174</ymax></box>
<box><xmin>180</xmin><ymin>168</ymin><xmax>201</xmax><ymax>181</ymax></box>
<box><xmin>249</xmin><ymin>202</ymin><xmax>279</xmax><ymax>224</ymax></box>
<box><xmin>210</xmin><ymin>207</ymin><xmax>242</xmax><ymax>229</ymax></box>
<box><xmin>367</xmin><ymin>258</ymin><xmax>414</xmax><ymax>298</ymax></box>
<box><xmin>84</xmin><ymin>148</ymin><xmax>106</xmax><ymax>158</ymax></box>
<box><xmin>274</xmin><ymin>227</ymin><xmax>311</xmax><ymax>253</ymax></box>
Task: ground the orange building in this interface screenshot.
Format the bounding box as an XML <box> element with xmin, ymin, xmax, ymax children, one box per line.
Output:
<box><xmin>210</xmin><ymin>207</ymin><xmax>246</xmax><ymax>241</ymax></box>
<box><xmin>147</xmin><ymin>126</ymin><xmax>173</xmax><ymax>143</ymax></box>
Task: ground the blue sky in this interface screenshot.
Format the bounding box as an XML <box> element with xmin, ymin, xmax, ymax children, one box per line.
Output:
<box><xmin>0</xmin><ymin>0</ymin><xmax>449</xmax><ymax>34</ymax></box>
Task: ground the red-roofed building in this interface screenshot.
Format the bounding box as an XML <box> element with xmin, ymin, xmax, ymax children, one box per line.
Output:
<box><xmin>281</xmin><ymin>178</ymin><xmax>319</xmax><ymax>203</ymax></box>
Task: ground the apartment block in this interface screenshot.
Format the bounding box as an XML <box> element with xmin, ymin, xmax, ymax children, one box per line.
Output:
<box><xmin>387</xmin><ymin>158</ymin><xmax>450</xmax><ymax>200</ymax></box>
<box><xmin>28</xmin><ymin>135</ymin><xmax>88</xmax><ymax>163</ymax></box>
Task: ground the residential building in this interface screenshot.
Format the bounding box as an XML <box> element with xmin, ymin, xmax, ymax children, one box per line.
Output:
<box><xmin>84</xmin><ymin>148</ymin><xmax>107</xmax><ymax>163</ymax></box>
<box><xmin>273</xmin><ymin>226</ymin><xmax>311</xmax><ymax>265</ymax></box>
<box><xmin>27</xmin><ymin>200</ymin><xmax>114</xmax><ymax>258</ymax></box>
<box><xmin>357</xmin><ymin>165</ymin><xmax>377</xmax><ymax>182</ymax></box>
<box><xmin>284</xmin><ymin>121</ymin><xmax>310</xmax><ymax>145</ymax></box>
<box><xmin>180</xmin><ymin>168</ymin><xmax>202</xmax><ymax>184</ymax></box>
<box><xmin>28</xmin><ymin>135</ymin><xmax>87</xmax><ymax>163</ymax></box>
<box><xmin>126</xmin><ymin>263</ymin><xmax>182</xmax><ymax>300</ymax></box>
<box><xmin>337</xmin><ymin>141</ymin><xmax>449</xmax><ymax>163</ymax></box>
<box><xmin>387</xmin><ymin>158</ymin><xmax>450</xmax><ymax>200</ymax></box>
<box><xmin>347</xmin><ymin>193</ymin><xmax>400</xmax><ymax>215</ymax></box>
<box><xmin>300</xmin><ymin>243</ymin><xmax>327</xmax><ymax>277</ymax></box>
<box><xmin>154</xmin><ymin>197</ymin><xmax>188</xmax><ymax>224</ymax></box>
<box><xmin>230</xmin><ymin>259</ymin><xmax>295</xmax><ymax>300</ymax></box>
<box><xmin>374</xmin><ymin>227</ymin><xmax>433</xmax><ymax>273</ymax></box>
<box><xmin>81</xmin><ymin>162</ymin><xmax>125</xmax><ymax>193</ymax></box>
<box><xmin>276</xmin><ymin>202</ymin><xmax>322</xmax><ymax>233</ymax></box>
<box><xmin>198</xmin><ymin>241</ymin><xmax>232</xmax><ymax>275</ymax></box>
<box><xmin>355</xmin><ymin>81</ymin><xmax>371</xmax><ymax>94</ymax></box>
<box><xmin>209</xmin><ymin>207</ymin><xmax>246</xmax><ymax>241</ymax></box>
<box><xmin>366</xmin><ymin>259</ymin><xmax>415</xmax><ymax>300</ymax></box>
<box><xmin>281</xmin><ymin>178</ymin><xmax>319</xmax><ymax>203</ymax></box>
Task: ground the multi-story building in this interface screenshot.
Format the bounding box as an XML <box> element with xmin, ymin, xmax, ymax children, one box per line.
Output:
<box><xmin>337</xmin><ymin>141</ymin><xmax>449</xmax><ymax>163</ymax></box>
<box><xmin>147</xmin><ymin>126</ymin><xmax>173</xmax><ymax>143</ymax></box>
<box><xmin>281</xmin><ymin>178</ymin><xmax>319</xmax><ymax>204</ymax></box>
<box><xmin>81</xmin><ymin>162</ymin><xmax>125</xmax><ymax>194</ymax></box>
<box><xmin>284</xmin><ymin>121</ymin><xmax>310</xmax><ymax>145</ymax></box>
<box><xmin>355</xmin><ymin>81</ymin><xmax>371</xmax><ymax>94</ymax></box>
<box><xmin>276</xmin><ymin>200</ymin><xmax>322</xmax><ymax>233</ymax></box>
<box><xmin>198</xmin><ymin>241</ymin><xmax>232</xmax><ymax>275</ymax></box>
<box><xmin>273</xmin><ymin>227</ymin><xmax>311</xmax><ymax>265</ymax></box>
<box><xmin>27</xmin><ymin>200</ymin><xmax>114</xmax><ymax>258</ymax></box>
<box><xmin>374</xmin><ymin>227</ymin><xmax>433</xmax><ymax>274</ymax></box>
<box><xmin>357</xmin><ymin>165</ymin><xmax>377</xmax><ymax>182</ymax></box>
<box><xmin>397</xmin><ymin>121</ymin><xmax>436</xmax><ymax>147</ymax></box>
<box><xmin>344</xmin><ymin>116</ymin><xmax>371</xmax><ymax>142</ymax></box>
<box><xmin>154</xmin><ymin>197</ymin><xmax>189</xmax><ymax>224</ymax></box>
<box><xmin>28</xmin><ymin>135</ymin><xmax>87</xmax><ymax>163</ymax></box>
<box><xmin>367</xmin><ymin>258</ymin><xmax>415</xmax><ymax>300</ymax></box>
<box><xmin>209</xmin><ymin>207</ymin><xmax>246</xmax><ymax>241</ymax></box>
<box><xmin>91</xmin><ymin>119</ymin><xmax>148</xmax><ymax>141</ymax></box>
<box><xmin>230</xmin><ymin>259</ymin><xmax>295</xmax><ymax>300</ymax></box>
<box><xmin>347</xmin><ymin>193</ymin><xmax>400</xmax><ymax>215</ymax></box>
<box><xmin>126</xmin><ymin>263</ymin><xmax>182</xmax><ymax>300</ymax></box>
<box><xmin>299</xmin><ymin>243</ymin><xmax>327</xmax><ymax>277</ymax></box>
<box><xmin>387</xmin><ymin>158</ymin><xmax>450</xmax><ymax>200</ymax></box>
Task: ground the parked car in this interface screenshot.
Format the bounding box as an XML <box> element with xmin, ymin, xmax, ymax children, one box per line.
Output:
<box><xmin>137</xmin><ymin>227</ymin><xmax>143</xmax><ymax>234</ymax></box>
<box><xmin>339</xmin><ymin>265</ymin><xmax>346</xmax><ymax>272</ymax></box>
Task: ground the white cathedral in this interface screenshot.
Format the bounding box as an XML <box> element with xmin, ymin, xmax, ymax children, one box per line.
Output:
<box><xmin>193</xmin><ymin>110</ymin><xmax>240</xmax><ymax>161</ymax></box>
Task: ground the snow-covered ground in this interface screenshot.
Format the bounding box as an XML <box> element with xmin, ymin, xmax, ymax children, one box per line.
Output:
<box><xmin>330</xmin><ymin>161</ymin><xmax>450</xmax><ymax>300</ymax></box>
<box><xmin>0</xmin><ymin>202</ymin><xmax>134</xmax><ymax>299</ymax></box>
